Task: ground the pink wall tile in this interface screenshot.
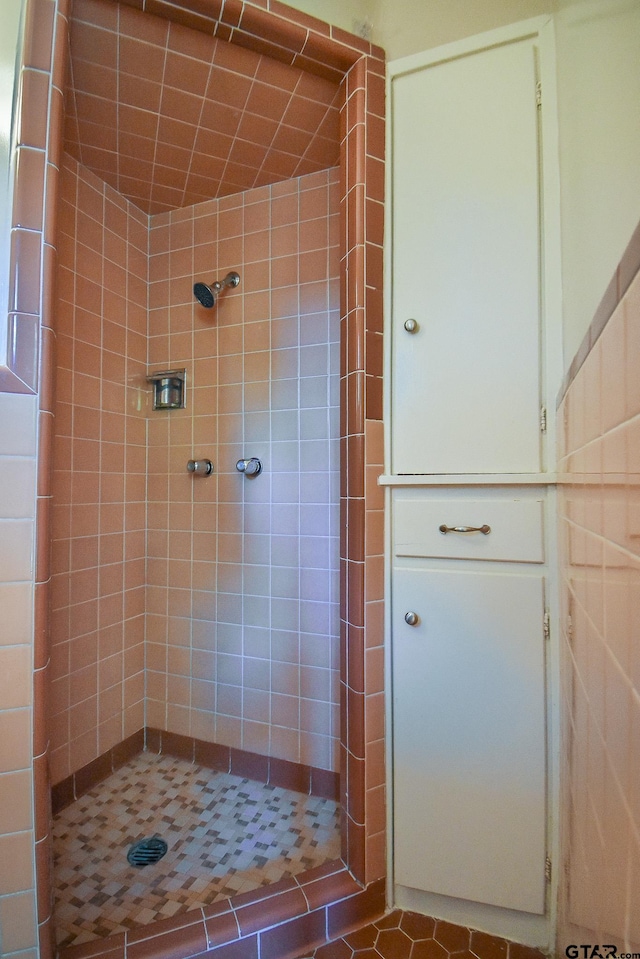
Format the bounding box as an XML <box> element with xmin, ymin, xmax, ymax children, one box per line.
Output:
<box><xmin>50</xmin><ymin>156</ymin><xmax>147</xmax><ymax>781</ymax></box>
<box><xmin>145</xmin><ymin>169</ymin><xmax>341</xmax><ymax>770</ymax></box>
<box><xmin>7</xmin><ymin>0</ymin><xmax>386</xmax><ymax>939</ymax></box>
<box><xmin>0</xmin><ymin>9</ymin><xmax>383</xmax><ymax>956</ymax></box>
<box><xmin>557</xmin><ymin>267</ymin><xmax>640</xmax><ymax>953</ymax></box>
<box><xmin>51</xmin><ymin>161</ymin><xmax>343</xmax><ymax>774</ymax></box>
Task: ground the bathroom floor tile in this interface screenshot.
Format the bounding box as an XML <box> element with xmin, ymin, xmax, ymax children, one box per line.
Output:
<box><xmin>296</xmin><ymin>910</ymin><xmax>547</xmax><ymax>959</ymax></box>
<box><xmin>52</xmin><ymin>750</ymin><xmax>340</xmax><ymax>947</ymax></box>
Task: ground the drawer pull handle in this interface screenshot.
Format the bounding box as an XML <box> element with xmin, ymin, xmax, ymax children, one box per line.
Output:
<box><xmin>439</xmin><ymin>524</ymin><xmax>491</xmax><ymax>535</ymax></box>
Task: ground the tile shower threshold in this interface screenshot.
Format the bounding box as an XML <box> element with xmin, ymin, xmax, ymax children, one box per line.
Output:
<box><xmin>58</xmin><ymin>862</ymin><xmax>384</xmax><ymax>959</ymax></box>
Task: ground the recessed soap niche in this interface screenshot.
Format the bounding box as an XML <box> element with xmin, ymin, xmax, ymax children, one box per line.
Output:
<box><xmin>146</xmin><ymin>369</ymin><xmax>186</xmax><ymax>410</ymax></box>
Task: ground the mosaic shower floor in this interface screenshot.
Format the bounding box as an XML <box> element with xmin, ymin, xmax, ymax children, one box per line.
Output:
<box><xmin>52</xmin><ymin>750</ymin><xmax>340</xmax><ymax>947</ymax></box>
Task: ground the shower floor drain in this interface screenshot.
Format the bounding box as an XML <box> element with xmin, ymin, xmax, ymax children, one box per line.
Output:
<box><xmin>127</xmin><ymin>835</ymin><xmax>168</xmax><ymax>867</ymax></box>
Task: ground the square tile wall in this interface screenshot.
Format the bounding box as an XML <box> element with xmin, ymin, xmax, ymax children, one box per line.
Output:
<box><xmin>0</xmin><ymin>0</ymin><xmax>70</xmax><ymax>953</ymax></box>
<box><xmin>339</xmin><ymin>54</ymin><xmax>385</xmax><ymax>885</ymax></box>
<box><xmin>557</xmin><ymin>264</ymin><xmax>640</xmax><ymax>952</ymax></box>
<box><xmin>35</xmin><ymin>0</ymin><xmax>385</xmax><ymax>924</ymax></box>
<box><xmin>49</xmin><ymin>154</ymin><xmax>147</xmax><ymax>784</ymax></box>
<box><xmin>49</xmin><ymin>165</ymin><xmax>342</xmax><ymax>777</ymax></box>
<box><xmin>146</xmin><ymin>168</ymin><xmax>341</xmax><ymax>772</ymax></box>
<box><xmin>0</xmin><ymin>393</ymin><xmax>39</xmax><ymax>957</ymax></box>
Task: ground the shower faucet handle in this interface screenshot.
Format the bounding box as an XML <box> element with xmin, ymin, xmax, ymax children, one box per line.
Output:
<box><xmin>187</xmin><ymin>459</ymin><xmax>213</xmax><ymax>476</ymax></box>
<box><xmin>236</xmin><ymin>457</ymin><xmax>262</xmax><ymax>477</ymax></box>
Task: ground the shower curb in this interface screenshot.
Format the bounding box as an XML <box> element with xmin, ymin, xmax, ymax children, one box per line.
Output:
<box><xmin>57</xmin><ymin>865</ymin><xmax>385</xmax><ymax>959</ymax></box>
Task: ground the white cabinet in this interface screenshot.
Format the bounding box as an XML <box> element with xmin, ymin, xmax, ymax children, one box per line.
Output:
<box><xmin>393</xmin><ymin>566</ymin><xmax>546</xmax><ymax>913</ymax></box>
<box><xmin>391</xmin><ymin>490</ymin><xmax>549</xmax><ymax>917</ymax></box>
<box><xmin>390</xmin><ymin>33</ymin><xmax>543</xmax><ymax>475</ymax></box>
<box><xmin>386</xmin><ymin>17</ymin><xmax>559</xmax><ymax>940</ymax></box>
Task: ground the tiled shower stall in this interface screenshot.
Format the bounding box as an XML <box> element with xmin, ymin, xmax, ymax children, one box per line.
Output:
<box><xmin>0</xmin><ymin>0</ymin><xmax>386</xmax><ymax>953</ymax></box>
<box><xmin>51</xmin><ymin>156</ymin><xmax>343</xmax><ymax>784</ymax></box>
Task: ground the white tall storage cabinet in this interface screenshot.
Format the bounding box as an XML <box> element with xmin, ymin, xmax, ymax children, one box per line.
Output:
<box><xmin>385</xmin><ymin>19</ymin><xmax>560</xmax><ymax>946</ymax></box>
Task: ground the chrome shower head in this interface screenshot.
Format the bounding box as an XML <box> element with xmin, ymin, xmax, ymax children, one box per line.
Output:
<box><xmin>193</xmin><ymin>271</ymin><xmax>240</xmax><ymax>308</ymax></box>
<box><xmin>194</xmin><ymin>282</ymin><xmax>216</xmax><ymax>308</ymax></box>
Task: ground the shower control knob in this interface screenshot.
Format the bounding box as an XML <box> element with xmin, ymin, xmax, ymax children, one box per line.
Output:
<box><xmin>236</xmin><ymin>457</ymin><xmax>262</xmax><ymax>477</ymax></box>
<box><xmin>187</xmin><ymin>459</ymin><xmax>213</xmax><ymax>476</ymax></box>
<box><xmin>404</xmin><ymin>318</ymin><xmax>418</xmax><ymax>333</ymax></box>
<box><xmin>404</xmin><ymin>611</ymin><xmax>420</xmax><ymax>626</ymax></box>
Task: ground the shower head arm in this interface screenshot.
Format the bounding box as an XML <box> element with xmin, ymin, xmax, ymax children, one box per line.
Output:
<box><xmin>194</xmin><ymin>271</ymin><xmax>240</xmax><ymax>308</ymax></box>
<box><xmin>219</xmin><ymin>271</ymin><xmax>240</xmax><ymax>289</ymax></box>
<box><xmin>207</xmin><ymin>272</ymin><xmax>240</xmax><ymax>292</ymax></box>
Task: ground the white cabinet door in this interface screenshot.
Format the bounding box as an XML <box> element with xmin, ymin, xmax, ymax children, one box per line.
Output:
<box><xmin>392</xmin><ymin>566</ymin><xmax>547</xmax><ymax>914</ymax></box>
<box><xmin>391</xmin><ymin>38</ymin><xmax>541</xmax><ymax>474</ymax></box>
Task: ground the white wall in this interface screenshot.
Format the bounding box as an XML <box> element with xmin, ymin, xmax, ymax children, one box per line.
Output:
<box><xmin>286</xmin><ymin>0</ymin><xmax>555</xmax><ymax>56</ymax></box>
<box><xmin>373</xmin><ymin>0</ymin><xmax>553</xmax><ymax>60</ymax></box>
<box><xmin>554</xmin><ymin>0</ymin><xmax>640</xmax><ymax>366</ymax></box>
<box><xmin>284</xmin><ymin>0</ymin><xmax>377</xmax><ymax>37</ymax></box>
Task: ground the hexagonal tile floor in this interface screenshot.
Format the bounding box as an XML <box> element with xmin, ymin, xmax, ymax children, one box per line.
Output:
<box><xmin>298</xmin><ymin>909</ymin><xmax>547</xmax><ymax>959</ymax></box>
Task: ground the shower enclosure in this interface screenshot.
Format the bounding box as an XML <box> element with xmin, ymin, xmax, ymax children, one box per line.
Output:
<box><xmin>12</xmin><ymin>0</ymin><xmax>386</xmax><ymax>953</ymax></box>
<box><xmin>51</xmin><ymin>135</ymin><xmax>343</xmax><ymax>797</ymax></box>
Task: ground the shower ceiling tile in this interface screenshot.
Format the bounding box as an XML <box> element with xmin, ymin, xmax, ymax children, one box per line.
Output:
<box><xmin>75</xmin><ymin>91</ymin><xmax>117</xmax><ymax>127</ymax></box>
<box><xmin>165</xmin><ymin>53</ymin><xmax>211</xmax><ymax>97</ymax></box>
<box><xmin>65</xmin><ymin>0</ymin><xmax>341</xmax><ymax>215</ymax></box>
<box><xmin>246</xmin><ymin>82</ymin><xmax>291</xmax><ymax>120</ymax></box>
<box><xmin>118</xmin><ymin>104</ymin><xmax>158</xmax><ymax>141</ymax></box>
<box><xmin>70</xmin><ymin>19</ymin><xmax>117</xmax><ymax>68</ymax></box>
<box><xmin>121</xmin><ymin>1</ymin><xmax>170</xmax><ymax>43</ymax></box>
<box><xmin>262</xmin><ymin>151</ymin><xmax>299</xmax><ymax>180</ymax></box>
<box><xmin>119</xmin><ymin>37</ymin><xmax>165</xmax><ymax>81</ymax></box>
<box><xmin>236</xmin><ymin>112</ymin><xmax>279</xmax><ymax>147</ymax></box>
<box><xmin>254</xmin><ymin>56</ymin><xmax>298</xmax><ymax>91</ymax></box>
<box><xmin>120</xmin><ymin>74</ymin><xmax>163</xmax><ymax>114</ymax></box>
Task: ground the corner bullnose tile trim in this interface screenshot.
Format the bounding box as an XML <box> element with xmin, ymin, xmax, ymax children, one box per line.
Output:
<box><xmin>557</xmin><ymin>217</ymin><xmax>640</xmax><ymax>407</ymax></box>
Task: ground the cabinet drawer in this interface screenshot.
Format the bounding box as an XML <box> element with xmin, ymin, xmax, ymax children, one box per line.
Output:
<box><xmin>394</xmin><ymin>496</ymin><xmax>544</xmax><ymax>563</ymax></box>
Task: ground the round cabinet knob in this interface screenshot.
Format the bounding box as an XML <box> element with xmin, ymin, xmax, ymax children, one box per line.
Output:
<box><xmin>404</xmin><ymin>318</ymin><xmax>418</xmax><ymax>333</ymax></box>
<box><xmin>404</xmin><ymin>611</ymin><xmax>420</xmax><ymax>626</ymax></box>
